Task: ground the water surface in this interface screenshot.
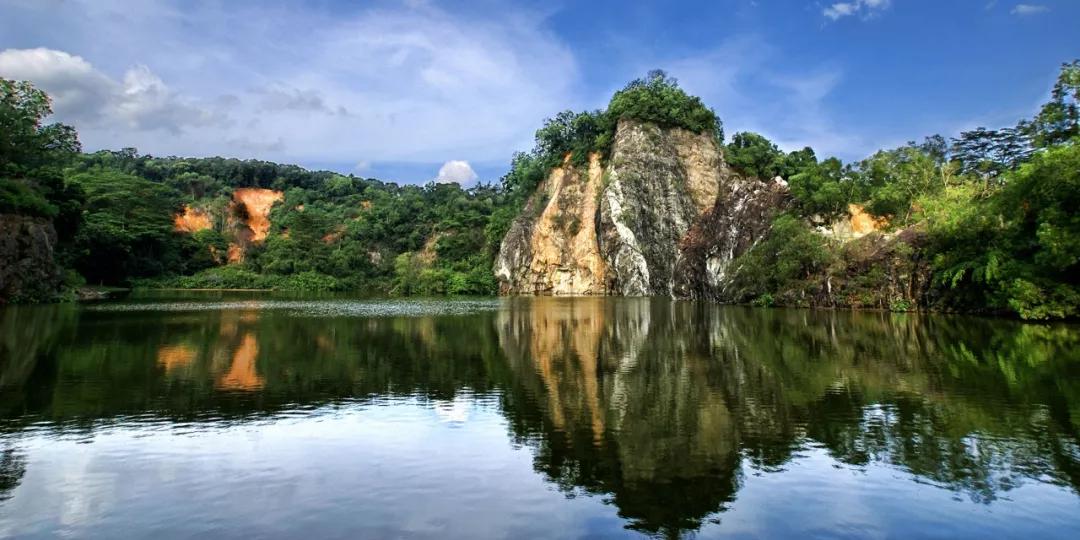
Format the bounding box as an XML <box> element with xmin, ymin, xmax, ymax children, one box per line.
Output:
<box><xmin>1</xmin><ymin>294</ymin><xmax>1079</xmax><ymax>538</ymax></box>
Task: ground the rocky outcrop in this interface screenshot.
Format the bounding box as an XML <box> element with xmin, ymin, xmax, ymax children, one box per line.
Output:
<box><xmin>0</xmin><ymin>214</ymin><xmax>61</xmax><ymax>304</ymax></box>
<box><xmin>496</xmin><ymin>119</ymin><xmax>786</xmax><ymax>297</ymax></box>
<box><xmin>674</xmin><ymin>177</ymin><xmax>790</xmax><ymax>299</ymax></box>
<box><xmin>231</xmin><ymin>188</ymin><xmax>282</xmax><ymax>243</ymax></box>
<box><xmin>819</xmin><ymin>203</ymin><xmax>888</xmax><ymax>242</ymax></box>
<box><xmin>173</xmin><ymin>205</ymin><xmax>213</xmax><ymax>233</ymax></box>
<box><xmin>171</xmin><ymin>188</ymin><xmax>283</xmax><ymax>264</ymax></box>
<box><xmin>598</xmin><ymin>121</ymin><xmax>710</xmax><ymax>295</ymax></box>
<box><xmin>817</xmin><ymin>227</ymin><xmax>933</xmax><ymax>310</ymax></box>
<box><xmin>496</xmin><ymin>154</ymin><xmax>609</xmax><ymax>294</ymax></box>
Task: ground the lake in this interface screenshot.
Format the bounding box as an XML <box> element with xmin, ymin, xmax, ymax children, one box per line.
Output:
<box><xmin>1</xmin><ymin>293</ymin><xmax>1079</xmax><ymax>539</ymax></box>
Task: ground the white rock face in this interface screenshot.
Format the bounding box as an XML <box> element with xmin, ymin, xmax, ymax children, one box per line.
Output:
<box><xmin>495</xmin><ymin>119</ymin><xmax>788</xmax><ymax>298</ymax></box>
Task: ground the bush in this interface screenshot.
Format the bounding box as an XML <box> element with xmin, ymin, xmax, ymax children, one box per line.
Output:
<box><xmin>606</xmin><ymin>70</ymin><xmax>720</xmax><ymax>138</ymax></box>
<box><xmin>728</xmin><ymin>214</ymin><xmax>835</xmax><ymax>303</ymax></box>
<box><xmin>0</xmin><ymin>178</ymin><xmax>57</xmax><ymax>217</ymax></box>
<box><xmin>725</xmin><ymin>132</ymin><xmax>784</xmax><ymax>180</ymax></box>
<box><xmin>927</xmin><ymin>142</ymin><xmax>1080</xmax><ymax>319</ymax></box>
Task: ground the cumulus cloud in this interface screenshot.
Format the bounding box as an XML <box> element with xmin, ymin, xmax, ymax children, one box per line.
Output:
<box><xmin>823</xmin><ymin>0</ymin><xmax>891</xmax><ymax>21</ymax></box>
<box><xmin>435</xmin><ymin>160</ymin><xmax>478</xmax><ymax>184</ymax></box>
<box><xmin>1011</xmin><ymin>4</ymin><xmax>1049</xmax><ymax>15</ymax></box>
<box><xmin>0</xmin><ymin>47</ymin><xmax>218</xmax><ymax>134</ymax></box>
<box><xmin>0</xmin><ymin>0</ymin><xmax>578</xmax><ymax>174</ymax></box>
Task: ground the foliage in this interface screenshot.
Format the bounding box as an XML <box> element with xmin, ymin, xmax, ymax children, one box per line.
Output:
<box><xmin>534</xmin><ymin>110</ymin><xmax>606</xmax><ymax>168</ymax></box>
<box><xmin>0</xmin><ymin>78</ymin><xmax>83</xmax><ymax>221</ymax></box>
<box><xmin>1027</xmin><ymin>60</ymin><xmax>1080</xmax><ymax>148</ymax></box>
<box><xmin>63</xmin><ymin>168</ymin><xmax>191</xmax><ymax>283</ymax></box>
<box><xmin>606</xmin><ymin>70</ymin><xmax>721</xmax><ymax>138</ymax></box>
<box><xmin>724</xmin><ymin>132</ymin><xmax>785</xmax><ymax>180</ymax></box>
<box><xmin>855</xmin><ymin>141</ymin><xmax>956</xmax><ymax>225</ymax></box>
<box><xmin>927</xmin><ymin>142</ymin><xmax>1080</xmax><ymax>319</ymax></box>
<box><xmin>787</xmin><ymin>157</ymin><xmax>851</xmax><ymax>220</ymax></box>
<box><xmin>503</xmin><ymin>70</ymin><xmax>721</xmax><ymax>203</ymax></box>
<box><xmin>728</xmin><ymin>214</ymin><xmax>836</xmax><ymax>303</ymax></box>
<box><xmin>951</xmin><ymin>126</ymin><xmax>1032</xmax><ymax>179</ymax></box>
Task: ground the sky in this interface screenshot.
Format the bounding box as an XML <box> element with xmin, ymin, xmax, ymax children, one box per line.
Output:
<box><xmin>0</xmin><ymin>0</ymin><xmax>1076</xmax><ymax>185</ymax></box>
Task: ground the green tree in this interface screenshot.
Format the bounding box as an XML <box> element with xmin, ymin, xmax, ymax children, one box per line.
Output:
<box><xmin>728</xmin><ymin>213</ymin><xmax>835</xmax><ymax>304</ymax></box>
<box><xmin>0</xmin><ymin>78</ymin><xmax>82</xmax><ymax>219</ymax></box>
<box><xmin>725</xmin><ymin>132</ymin><xmax>784</xmax><ymax>179</ymax></box>
<box><xmin>606</xmin><ymin>69</ymin><xmax>720</xmax><ymax>138</ymax></box>
<box><xmin>928</xmin><ymin>143</ymin><xmax>1080</xmax><ymax>319</ymax></box>
<box><xmin>67</xmin><ymin>168</ymin><xmax>185</xmax><ymax>284</ymax></box>
<box><xmin>788</xmin><ymin>157</ymin><xmax>852</xmax><ymax>220</ymax></box>
<box><xmin>1027</xmin><ymin>60</ymin><xmax>1080</xmax><ymax>148</ymax></box>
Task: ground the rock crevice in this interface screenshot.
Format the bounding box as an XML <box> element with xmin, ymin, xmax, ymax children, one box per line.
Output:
<box><xmin>497</xmin><ymin>119</ymin><xmax>785</xmax><ymax>298</ymax></box>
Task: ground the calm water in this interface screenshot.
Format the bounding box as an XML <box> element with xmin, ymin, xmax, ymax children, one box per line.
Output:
<box><xmin>1</xmin><ymin>294</ymin><xmax>1079</xmax><ymax>539</ymax></box>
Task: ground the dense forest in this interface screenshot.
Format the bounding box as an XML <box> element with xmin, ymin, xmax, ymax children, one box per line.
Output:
<box><xmin>718</xmin><ymin>61</ymin><xmax>1080</xmax><ymax>320</ymax></box>
<box><xmin>1</xmin><ymin>77</ymin><xmax>513</xmax><ymax>297</ymax></box>
<box><xmin>1</xmin><ymin>61</ymin><xmax>1078</xmax><ymax>318</ymax></box>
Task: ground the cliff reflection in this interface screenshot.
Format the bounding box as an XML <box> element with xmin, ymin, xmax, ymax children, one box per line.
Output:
<box><xmin>495</xmin><ymin>298</ymin><xmax>1080</xmax><ymax>535</ymax></box>
<box><xmin>1</xmin><ymin>297</ymin><xmax>1078</xmax><ymax>536</ymax></box>
<box><xmin>497</xmin><ymin>298</ymin><xmax>740</xmax><ymax>535</ymax></box>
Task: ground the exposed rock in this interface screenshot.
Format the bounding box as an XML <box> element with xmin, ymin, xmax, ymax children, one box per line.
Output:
<box><xmin>820</xmin><ymin>203</ymin><xmax>889</xmax><ymax>242</ymax></box>
<box><xmin>0</xmin><ymin>214</ymin><xmax>61</xmax><ymax>304</ymax></box>
<box><xmin>497</xmin><ymin>154</ymin><xmax>608</xmax><ymax>295</ymax></box>
<box><xmin>674</xmin><ymin>177</ymin><xmax>790</xmax><ymax>300</ymax></box>
<box><xmin>173</xmin><ymin>205</ymin><xmax>213</xmax><ymax>233</ymax></box>
<box><xmin>226</xmin><ymin>188</ymin><xmax>283</xmax><ymax>263</ymax></box>
<box><xmin>496</xmin><ymin>119</ymin><xmax>786</xmax><ymax>298</ymax></box>
<box><xmin>418</xmin><ymin>232</ymin><xmax>444</xmax><ymax>266</ymax></box>
<box><xmin>231</xmin><ymin>188</ymin><xmax>282</xmax><ymax>243</ymax></box>
<box><xmin>599</xmin><ymin>120</ymin><xmax>707</xmax><ymax>295</ymax></box>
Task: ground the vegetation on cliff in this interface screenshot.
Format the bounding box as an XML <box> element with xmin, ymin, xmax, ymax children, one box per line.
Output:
<box><xmin>503</xmin><ymin>70</ymin><xmax>720</xmax><ymax>200</ymax></box>
<box><xmin>74</xmin><ymin>151</ymin><xmax>510</xmax><ymax>295</ymax></box>
<box><xmin>1</xmin><ymin>60</ymin><xmax>1078</xmax><ymax>318</ymax></box>
<box><xmin>725</xmin><ymin>61</ymin><xmax>1079</xmax><ymax>319</ymax></box>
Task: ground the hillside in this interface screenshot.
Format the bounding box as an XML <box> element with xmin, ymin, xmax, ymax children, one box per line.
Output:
<box><xmin>1</xmin><ymin>64</ymin><xmax>1078</xmax><ymax>319</ymax></box>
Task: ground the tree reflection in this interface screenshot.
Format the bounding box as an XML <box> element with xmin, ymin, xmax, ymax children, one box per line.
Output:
<box><xmin>496</xmin><ymin>299</ymin><xmax>1080</xmax><ymax>533</ymax></box>
<box><xmin>0</xmin><ymin>446</ymin><xmax>25</xmax><ymax>503</ymax></box>
<box><xmin>0</xmin><ymin>296</ymin><xmax>1078</xmax><ymax>535</ymax></box>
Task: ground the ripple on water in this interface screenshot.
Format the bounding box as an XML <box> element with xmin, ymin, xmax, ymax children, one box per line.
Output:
<box><xmin>85</xmin><ymin>298</ymin><xmax>503</xmax><ymax>317</ymax></box>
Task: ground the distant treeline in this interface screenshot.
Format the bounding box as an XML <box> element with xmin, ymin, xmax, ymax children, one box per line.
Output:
<box><xmin>1</xmin><ymin>60</ymin><xmax>1078</xmax><ymax>318</ymax></box>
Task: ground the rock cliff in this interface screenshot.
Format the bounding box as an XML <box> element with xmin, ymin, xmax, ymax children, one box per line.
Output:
<box><xmin>0</xmin><ymin>214</ymin><xmax>61</xmax><ymax>304</ymax></box>
<box><xmin>496</xmin><ymin>119</ymin><xmax>786</xmax><ymax>298</ymax></box>
<box><xmin>496</xmin><ymin>153</ymin><xmax>608</xmax><ymax>294</ymax></box>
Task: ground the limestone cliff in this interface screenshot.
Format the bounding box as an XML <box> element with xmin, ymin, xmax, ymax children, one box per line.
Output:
<box><xmin>496</xmin><ymin>154</ymin><xmax>608</xmax><ymax>294</ymax></box>
<box><xmin>0</xmin><ymin>215</ymin><xmax>61</xmax><ymax>304</ymax></box>
<box><xmin>674</xmin><ymin>177</ymin><xmax>790</xmax><ymax>299</ymax></box>
<box><xmin>496</xmin><ymin>119</ymin><xmax>785</xmax><ymax>297</ymax></box>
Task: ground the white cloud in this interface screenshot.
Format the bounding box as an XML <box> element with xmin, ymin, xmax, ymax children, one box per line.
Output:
<box><xmin>435</xmin><ymin>160</ymin><xmax>478</xmax><ymax>185</ymax></box>
<box><xmin>0</xmin><ymin>0</ymin><xmax>578</xmax><ymax>173</ymax></box>
<box><xmin>0</xmin><ymin>47</ymin><xmax>219</xmax><ymax>134</ymax></box>
<box><xmin>823</xmin><ymin>0</ymin><xmax>891</xmax><ymax>20</ymax></box>
<box><xmin>1011</xmin><ymin>4</ymin><xmax>1049</xmax><ymax>15</ymax></box>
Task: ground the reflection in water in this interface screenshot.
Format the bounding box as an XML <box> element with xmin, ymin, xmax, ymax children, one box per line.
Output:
<box><xmin>0</xmin><ymin>447</ymin><xmax>24</xmax><ymax>503</ymax></box>
<box><xmin>0</xmin><ymin>296</ymin><xmax>1078</xmax><ymax>537</ymax></box>
<box><xmin>499</xmin><ymin>298</ymin><xmax>741</xmax><ymax>535</ymax></box>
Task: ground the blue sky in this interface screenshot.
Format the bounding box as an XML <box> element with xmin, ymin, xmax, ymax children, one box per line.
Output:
<box><xmin>0</xmin><ymin>0</ymin><xmax>1076</xmax><ymax>184</ymax></box>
